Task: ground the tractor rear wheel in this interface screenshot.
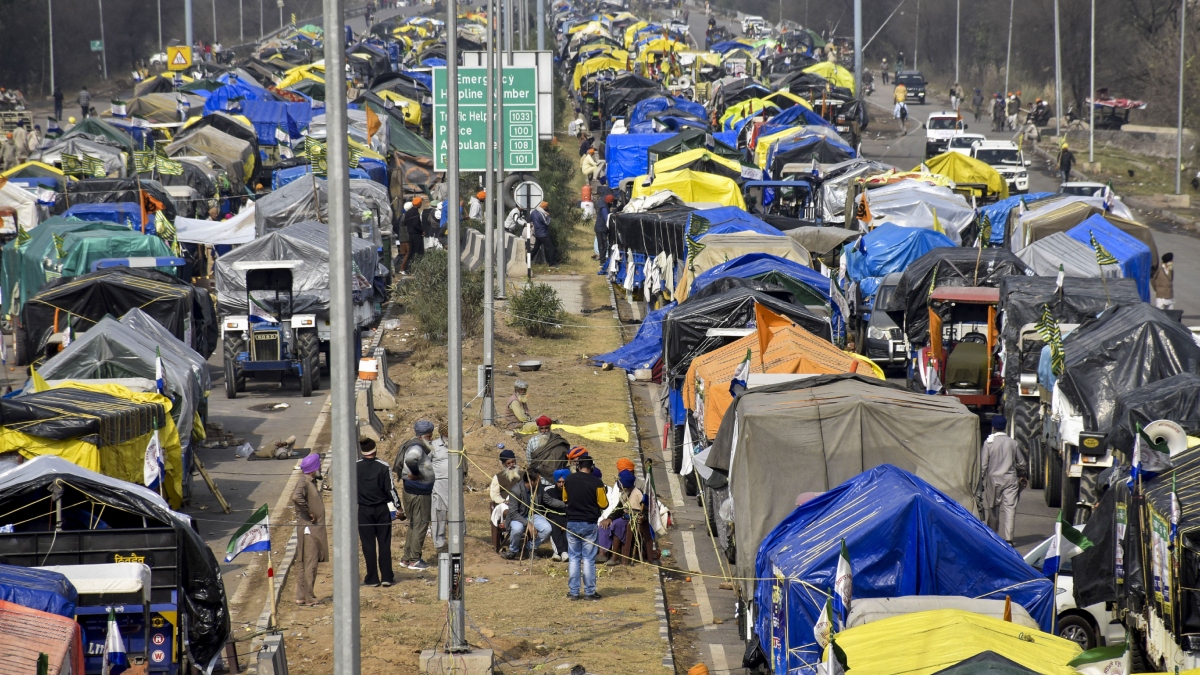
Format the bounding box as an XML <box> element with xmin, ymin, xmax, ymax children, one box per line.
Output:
<box><xmin>1012</xmin><ymin>397</ymin><xmax>1043</xmax><ymax>488</ymax></box>
<box><xmin>296</xmin><ymin>330</ymin><xmax>320</xmax><ymax>397</ymax></box>
<box><xmin>223</xmin><ymin>335</ymin><xmax>246</xmax><ymax>399</ymax></box>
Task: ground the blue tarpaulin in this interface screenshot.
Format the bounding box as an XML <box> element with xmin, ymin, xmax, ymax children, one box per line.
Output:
<box><xmin>693</xmin><ymin>206</ymin><xmax>784</xmax><ymax>238</ymax></box>
<box><xmin>202</xmin><ymin>81</ymin><xmax>275</xmax><ymax>115</ymax></box>
<box><xmin>758</xmin><ymin>104</ymin><xmax>836</xmax><ymax>137</ymax></box>
<box><xmin>590</xmin><ymin>302</ymin><xmax>675</xmax><ymax>372</ymax></box>
<box><xmin>755</xmin><ymin>465</ymin><xmax>1055</xmax><ymax>673</ymax></box>
<box><xmin>355</xmin><ymin>156</ymin><xmax>389</xmax><ymax>187</ymax></box>
<box><xmin>845</xmin><ymin>222</ymin><xmax>955</xmax><ymax>282</ymax></box>
<box><xmin>63</xmin><ymin>203</ymin><xmax>146</xmax><ymax>230</ymax></box>
<box><xmin>239</xmin><ymin>99</ymin><xmax>315</xmax><ymax>145</ymax></box>
<box><xmin>629</xmin><ymin>96</ymin><xmax>707</xmax><ymax>129</ymax></box>
<box><xmin>0</xmin><ymin>564</ymin><xmax>77</xmax><ymax>618</ymax></box>
<box><xmin>690</xmin><ymin>252</ymin><xmax>830</xmax><ymax>302</ymax></box>
<box><xmin>708</xmin><ymin>40</ymin><xmax>746</xmax><ymax>53</ymax></box>
<box><xmin>1066</xmin><ymin>214</ymin><xmax>1153</xmax><ymax>301</ymax></box>
<box><xmin>272</xmin><ymin>164</ymin><xmax>372</xmax><ymax>189</ymax></box>
<box><xmin>978</xmin><ymin>192</ymin><xmax>1054</xmax><ymax>244</ymax></box>
<box><xmin>606</xmin><ymin>131</ymin><xmax>739</xmax><ymax>187</ymax></box>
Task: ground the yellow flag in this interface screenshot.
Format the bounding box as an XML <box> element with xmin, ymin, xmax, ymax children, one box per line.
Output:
<box><xmin>932</xmin><ymin>207</ymin><xmax>945</xmax><ymax>234</ymax></box>
<box><xmin>31</xmin><ymin>366</ymin><xmax>50</xmax><ymax>392</ymax></box>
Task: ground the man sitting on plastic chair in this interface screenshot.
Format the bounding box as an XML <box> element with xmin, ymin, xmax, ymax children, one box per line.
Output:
<box><xmin>502</xmin><ymin>471</ymin><xmax>553</xmax><ymax>559</ymax></box>
<box><xmin>595</xmin><ymin>466</ymin><xmax>646</xmax><ymax>565</ymax></box>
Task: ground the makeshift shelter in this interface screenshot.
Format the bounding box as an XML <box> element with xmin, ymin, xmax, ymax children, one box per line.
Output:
<box><xmin>646</xmin><ymin>128</ymin><xmax>743</xmax><ymax>165</ymax></box>
<box><xmin>166</xmin><ymin>125</ymin><xmax>255</xmax><ymax>189</ymax></box>
<box><xmin>631</xmin><ymin>169</ymin><xmax>746</xmax><ymax>208</ymax></box>
<box><xmin>862</xmin><ymin>180</ymin><xmax>976</xmax><ymax>246</ymax></box>
<box><xmin>126</xmin><ymin>93</ymin><xmax>205</xmax><ymax>123</ymax></box>
<box><xmin>62</xmin><ymin>202</ymin><xmax>147</xmax><ymax>230</ymax></box>
<box><xmin>652</xmin><ymin>148</ymin><xmax>758</xmax><ymax>182</ymax></box>
<box><xmin>802</xmin><ymin>60</ymin><xmax>856</xmax><ymax>92</ymax></box>
<box><xmin>590</xmin><ymin>302</ymin><xmax>675</xmax><ymax>372</ymax></box>
<box><xmin>692</xmin><ymin>206</ymin><xmax>783</xmax><ymax>238</ymax></box>
<box><xmin>0</xmin><ymin>178</ymin><xmax>40</xmax><ymax>234</ymax></box>
<box><xmin>920</xmin><ymin>151</ymin><xmax>1009</xmax><ymax>200</ymax></box>
<box><xmin>0</xmin><ymin>599</ymin><xmax>85</xmax><ymax>675</ymax></box>
<box><xmin>705</xmin><ymin>378</ymin><xmax>980</xmax><ymax>598</ymax></box>
<box><xmin>978</xmin><ymin>192</ymin><xmax>1055</xmax><ymax>245</ymax></box>
<box><xmin>768</xmin><ymin>135</ymin><xmax>856</xmax><ymax>176</ymax></box>
<box><xmin>690</xmin><ymin>252</ymin><xmax>831</xmax><ymax>307</ymax></box>
<box><xmin>674</xmin><ymin>233</ymin><xmax>810</xmax><ymax>302</ymax></box>
<box><xmin>608</xmin><ymin>200</ymin><xmax>695</xmax><ymax>259</ymax></box>
<box><xmin>1007</xmin><ymin>199</ymin><xmax>1154</xmax><ymax>261</ymax></box>
<box><xmin>1058</xmin><ymin>302</ymin><xmax>1200</xmax><ymax>433</ymax></box>
<box><xmin>182</xmin><ymin>112</ymin><xmax>263</xmax><ymax>175</ymax></box>
<box><xmin>0</xmin><ymin>219</ymin><xmax>127</xmax><ymax>315</ymax></box>
<box><xmin>2</xmin><ymin>161</ymin><xmax>68</xmax><ymax>191</ymax></box>
<box><xmin>254</xmin><ymin>176</ymin><xmax>377</xmax><ymax>241</ymax></box>
<box><xmin>1015</xmin><ymin>231</ymin><xmax>1111</xmax><ymax>278</ymax></box>
<box><xmin>812</xmin><ymin>610</ymin><xmax>1077</xmax><ymax>675</ymax></box>
<box><xmin>600</xmin><ymin>72</ymin><xmax>667</xmax><ymax>119</ymax></box>
<box><xmin>605</xmin><ymin>130</ymin><xmax>739</xmax><ymax>187</ymax></box>
<box><xmin>0</xmin><ymin>565</ymin><xmax>77</xmax><ymax>617</ymax></box>
<box><xmin>18</xmin><ymin>267</ymin><xmax>217</xmax><ymax>364</ymax></box>
<box><xmin>1105</xmin><ymin>373</ymin><xmax>1200</xmax><ymax>453</ymax></box>
<box><xmin>684</xmin><ymin>324</ymin><xmax>880</xmax><ymax>439</ymax></box>
<box><xmin>785</xmin><ymin>227</ymin><xmax>859</xmax><ymax>258</ymax></box>
<box><xmin>215</xmin><ymin>220</ymin><xmax>380</xmax><ymax>327</ymax></box>
<box><xmin>845</xmin><ymin>222</ymin><xmax>955</xmax><ymax>282</ymax></box>
<box><xmin>1065</xmin><ymin>214</ymin><xmax>1154</xmax><ymax>301</ymax></box>
<box><xmin>64</xmin><ymin>178</ymin><xmax>177</xmax><ymax>222</ymax></box>
<box><xmin>816</xmin><ymin>158</ymin><xmax>895</xmax><ymax>223</ymax></box>
<box><xmin>0</xmin><ymin>456</ymin><xmax>230</xmax><ymax>669</ymax></box>
<box><xmin>883</xmin><ymin>248</ymin><xmax>1032</xmax><ymax>346</ymax></box>
<box><xmin>38</xmin><ymin>137</ymin><xmax>126</xmax><ymax>177</ymax></box>
<box><xmin>661</xmin><ymin>287</ymin><xmax>831</xmax><ymax>380</ymax></box>
<box><xmin>58</xmin><ymin>117</ymin><xmax>136</xmax><ymax>162</ymax></box>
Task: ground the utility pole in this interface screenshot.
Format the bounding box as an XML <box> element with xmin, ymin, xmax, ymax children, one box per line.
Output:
<box><xmin>48</xmin><ymin>0</ymin><xmax>55</xmax><ymax>97</ymax></box>
<box><xmin>1089</xmin><ymin>0</ymin><xmax>1094</xmax><ymax>163</ymax></box>
<box><xmin>520</xmin><ymin>0</ymin><xmax>528</xmax><ymax>51</ymax></box>
<box><xmin>483</xmin><ymin>0</ymin><xmax>496</xmax><ymax>427</ymax></box>
<box><xmin>1004</xmin><ymin>0</ymin><xmax>1013</xmax><ymax>97</ymax></box>
<box><xmin>954</xmin><ymin>0</ymin><xmax>959</xmax><ymax>85</ymax></box>
<box><xmin>913</xmin><ymin>0</ymin><xmax>919</xmax><ymax>71</ymax></box>
<box><xmin>213</xmin><ymin>0</ymin><xmax>218</xmax><ymax>45</ymax></box>
<box><xmin>1054</xmin><ymin>0</ymin><xmax>1062</xmax><ymax>137</ymax></box>
<box><xmin>504</xmin><ymin>0</ymin><xmax>512</xmax><ymax>54</ymax></box>
<box><xmin>323</xmin><ymin>0</ymin><xmax>360</xmax><ymax>668</ymax></box>
<box><xmin>98</xmin><ymin>0</ymin><xmax>108</xmax><ymax>80</ymax></box>
<box><xmin>1176</xmin><ymin>0</ymin><xmax>1186</xmax><ymax>195</ymax></box>
<box><xmin>186</xmin><ymin>0</ymin><xmax>194</xmax><ymax>55</ymax></box>
<box><xmin>497</xmin><ymin>0</ymin><xmax>511</xmax><ymax>300</ymax></box>
<box><xmin>260</xmin><ymin>0</ymin><xmax>264</xmax><ymax>39</ymax></box>
<box><xmin>240</xmin><ymin>0</ymin><xmax>245</xmax><ymax>41</ymax></box>
<box><xmin>158</xmin><ymin>0</ymin><xmax>163</xmax><ymax>53</ymax></box>
<box><xmin>444</xmin><ymin>0</ymin><xmax>469</xmax><ymax>652</ymax></box>
<box><xmin>536</xmin><ymin>0</ymin><xmax>544</xmax><ymax>50</ymax></box>
<box><xmin>853</xmin><ymin>0</ymin><xmax>861</xmax><ymax>102</ymax></box>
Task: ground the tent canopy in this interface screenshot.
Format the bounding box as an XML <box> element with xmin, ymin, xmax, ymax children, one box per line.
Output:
<box><xmin>845</xmin><ymin>222</ymin><xmax>955</xmax><ymax>283</ymax></box>
<box><xmin>692</xmin><ymin>206</ymin><xmax>782</xmax><ymax>238</ymax></box>
<box><xmin>652</xmin><ymin>148</ymin><xmax>754</xmax><ymax>183</ymax></box>
<box><xmin>674</xmin><ymin>232</ymin><xmax>810</xmax><ymax>302</ymax></box>
<box><xmin>631</xmin><ymin>169</ymin><xmax>746</xmax><ymax>209</ymax></box>
<box><xmin>690</xmin><ymin>252</ymin><xmax>831</xmax><ymax>307</ymax></box>
<box><xmin>1016</xmin><ymin>231</ymin><xmax>1110</xmax><ymax>278</ymax></box>
<box><xmin>919</xmin><ymin>151</ymin><xmax>1009</xmax><ymax>200</ymax></box>
<box><xmin>646</xmin><ymin>128</ymin><xmax>743</xmax><ymax>165</ymax></box>
<box><xmin>1065</xmin><ymin>214</ymin><xmax>1153</xmax><ymax>301</ymax></box>
<box><xmin>0</xmin><ymin>564</ymin><xmax>77</xmax><ymax>618</ymax></box>
<box><xmin>802</xmin><ymin>60</ymin><xmax>856</xmax><ymax>92</ymax></box>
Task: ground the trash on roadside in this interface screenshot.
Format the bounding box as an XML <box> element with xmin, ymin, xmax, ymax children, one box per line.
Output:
<box><xmin>273</xmin><ymin>402</ymin><xmax>290</xmax><ymax>409</ymax></box>
<box><xmin>235</xmin><ymin>443</ymin><xmax>254</xmax><ymax>458</ymax></box>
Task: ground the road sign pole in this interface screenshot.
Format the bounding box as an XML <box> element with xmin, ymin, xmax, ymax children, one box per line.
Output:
<box><xmin>186</xmin><ymin>0</ymin><xmax>194</xmax><ymax>52</ymax></box>
<box><xmin>536</xmin><ymin>0</ymin><xmax>543</xmax><ymax>50</ymax></box>
<box><xmin>322</xmin><ymin>0</ymin><xmax>360</xmax><ymax>668</ymax></box>
<box><xmin>482</xmin><ymin>0</ymin><xmax>496</xmax><ymax>427</ymax></box>
<box><xmin>495</xmin><ymin>20</ymin><xmax>507</xmax><ymax>301</ymax></box>
<box><xmin>98</xmin><ymin>0</ymin><xmax>108</xmax><ymax>80</ymax></box>
<box><xmin>445</xmin><ymin>0</ymin><xmax>470</xmax><ymax>652</ymax></box>
<box><xmin>853</xmin><ymin>0</ymin><xmax>861</xmax><ymax>106</ymax></box>
<box><xmin>212</xmin><ymin>0</ymin><xmax>218</xmax><ymax>45</ymax></box>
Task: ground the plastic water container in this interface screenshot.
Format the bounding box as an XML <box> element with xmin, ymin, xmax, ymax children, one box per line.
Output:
<box><xmin>358</xmin><ymin>358</ymin><xmax>379</xmax><ymax>380</ymax></box>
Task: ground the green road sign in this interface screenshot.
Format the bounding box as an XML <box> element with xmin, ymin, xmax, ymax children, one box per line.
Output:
<box><xmin>90</xmin><ymin>40</ymin><xmax>104</xmax><ymax>52</ymax></box>
<box><xmin>433</xmin><ymin>67</ymin><xmax>538</xmax><ymax>172</ymax></box>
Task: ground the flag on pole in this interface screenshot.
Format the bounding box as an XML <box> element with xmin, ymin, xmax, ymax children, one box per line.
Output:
<box><xmin>144</xmin><ymin>421</ymin><xmax>164</xmax><ymax>492</ymax></box>
<box><xmin>1002</xmin><ymin>596</ymin><xmax>1012</xmax><ymax>622</ymax></box>
<box><xmin>155</xmin><ymin>347</ymin><xmax>166</xmax><ymax>396</ymax></box>
<box><xmin>225</xmin><ymin>504</ymin><xmax>271</xmax><ymax>562</ymax></box>
<box><xmin>832</xmin><ymin>539</ymin><xmax>852</xmax><ymax>630</ymax></box>
<box><xmin>1089</xmin><ymin>230</ymin><xmax>1120</xmax><ymax>267</ymax></box>
<box><xmin>728</xmin><ymin>349</ymin><xmax>751</xmax><ymax>398</ymax></box>
<box><xmin>30</xmin><ymin>366</ymin><xmax>50</xmax><ymax>392</ymax></box>
<box><xmin>1102</xmin><ymin>182</ymin><xmax>1116</xmax><ymax>213</ymax></box>
<box><xmin>1055</xmin><ymin>264</ymin><xmax>1065</xmax><ymax>294</ymax></box>
<box><xmin>104</xmin><ymin>608</ymin><xmax>129</xmax><ymax>675</ymax></box>
<box><xmin>978</xmin><ymin>214</ymin><xmax>992</xmax><ymax>249</ymax></box>
<box><xmin>1043</xmin><ymin>510</ymin><xmax>1094</xmax><ymax>578</ymax></box>
<box><xmin>1067</xmin><ymin>644</ymin><xmax>1131</xmax><ymax>675</ymax></box>
<box><xmin>1128</xmin><ymin>424</ymin><xmax>1174</xmax><ymax>488</ymax></box>
<box><xmin>1171</xmin><ymin>472</ymin><xmax>1181</xmax><ymax>545</ymax></box>
<box><xmin>813</xmin><ymin>597</ymin><xmax>834</xmax><ymax>649</ymax></box>
<box><xmin>819</xmin><ymin>638</ymin><xmax>849</xmax><ymax>675</ymax></box>
<box><xmin>1035</xmin><ymin>304</ymin><xmax>1064</xmax><ymax>377</ymax></box>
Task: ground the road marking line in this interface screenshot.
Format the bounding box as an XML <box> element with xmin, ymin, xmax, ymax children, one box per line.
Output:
<box><xmin>651</xmin><ymin>387</ymin><xmax>685</xmax><ymax>507</ymax></box>
<box><xmin>682</xmin><ymin>531</ymin><xmax>716</xmax><ymax>630</ymax></box>
<box><xmin>711</xmin><ymin>643</ymin><xmax>730</xmax><ymax>673</ymax></box>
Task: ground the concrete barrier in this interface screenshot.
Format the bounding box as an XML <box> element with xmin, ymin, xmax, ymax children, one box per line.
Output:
<box><xmin>257</xmin><ymin>634</ymin><xmax>289</xmax><ymax>675</ymax></box>
<box><xmin>369</xmin><ymin>346</ymin><xmax>398</xmax><ymax>410</ymax></box>
<box><xmin>355</xmin><ymin>385</ymin><xmax>383</xmax><ymax>444</ymax></box>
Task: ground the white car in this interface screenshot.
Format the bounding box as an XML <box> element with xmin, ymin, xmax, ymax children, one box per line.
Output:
<box><xmin>946</xmin><ymin>133</ymin><xmax>986</xmax><ymax>156</ymax></box>
<box><xmin>1061</xmin><ymin>181</ymin><xmax>1120</xmax><ymax>200</ymax></box>
<box><xmin>923</xmin><ymin>112</ymin><xmax>968</xmax><ymax>158</ymax></box>
<box><xmin>741</xmin><ymin>15</ymin><xmax>766</xmax><ymax>35</ymax></box>
<box><xmin>149</xmin><ymin>52</ymin><xmax>168</xmax><ymax>67</ymax></box>
<box><xmin>971</xmin><ymin>140</ymin><xmax>1031</xmax><ymax>193</ymax></box>
<box><xmin>1023</xmin><ymin>537</ymin><xmax>1126</xmax><ymax>651</ymax></box>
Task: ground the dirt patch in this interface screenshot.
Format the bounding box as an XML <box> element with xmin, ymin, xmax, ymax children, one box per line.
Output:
<box><xmin>271</xmin><ymin>217</ymin><xmax>671</xmax><ymax>673</ymax></box>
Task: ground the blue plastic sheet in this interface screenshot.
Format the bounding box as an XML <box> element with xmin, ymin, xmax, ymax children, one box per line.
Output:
<box><xmin>1066</xmin><ymin>214</ymin><xmax>1153</xmax><ymax>301</ymax></box>
<box><xmin>239</xmin><ymin>99</ymin><xmax>315</xmax><ymax>145</ymax></box>
<box><xmin>690</xmin><ymin>252</ymin><xmax>830</xmax><ymax>302</ymax></box>
<box><xmin>0</xmin><ymin>564</ymin><xmax>77</xmax><ymax>618</ymax></box>
<box><xmin>693</xmin><ymin>206</ymin><xmax>784</xmax><ymax>238</ymax></box>
<box><xmin>629</xmin><ymin>96</ymin><xmax>707</xmax><ymax>129</ymax></box>
<box><xmin>590</xmin><ymin>302</ymin><xmax>674</xmax><ymax>372</ymax></box>
<box><xmin>758</xmin><ymin>105</ymin><xmax>836</xmax><ymax>137</ymax></box>
<box><xmin>272</xmin><ymin>164</ymin><xmax>371</xmax><ymax>189</ymax></box>
<box><xmin>605</xmin><ymin>131</ymin><xmax>739</xmax><ymax>187</ymax></box>
<box><xmin>355</xmin><ymin>156</ymin><xmax>389</xmax><ymax>187</ymax></box>
<box><xmin>977</xmin><ymin>192</ymin><xmax>1054</xmax><ymax>244</ymax></box>
<box><xmin>755</xmin><ymin>465</ymin><xmax>1055</xmax><ymax>673</ymax></box>
<box><xmin>708</xmin><ymin>40</ymin><xmax>746</xmax><ymax>53</ymax></box>
<box><xmin>202</xmin><ymin>81</ymin><xmax>274</xmax><ymax>115</ymax></box>
<box><xmin>63</xmin><ymin>203</ymin><xmax>147</xmax><ymax>231</ymax></box>
<box><xmin>845</xmin><ymin>222</ymin><xmax>955</xmax><ymax>282</ymax></box>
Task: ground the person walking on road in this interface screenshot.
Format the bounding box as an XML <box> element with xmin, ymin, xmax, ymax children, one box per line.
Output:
<box><xmin>563</xmin><ymin>452</ymin><xmax>608</xmax><ymax>600</ymax></box>
<box><xmin>52</xmin><ymin>87</ymin><xmax>63</xmax><ymax>122</ymax></box>
<box><xmin>77</xmin><ymin>87</ymin><xmax>91</xmax><ymax>119</ymax></box>
<box><xmin>1005</xmin><ymin>94</ymin><xmax>1020</xmax><ymax>131</ymax></box>
<box><xmin>530</xmin><ymin>200</ymin><xmax>558</xmax><ymax>268</ymax></box>
<box><xmin>972</xmin><ymin>89</ymin><xmax>984</xmax><ymax>123</ymax></box>
<box><xmin>978</xmin><ymin>415</ymin><xmax>1027</xmax><ymax>546</ymax></box>
<box><xmin>292</xmin><ymin>453</ymin><xmax>328</xmax><ymax>605</ymax></box>
<box><xmin>396</xmin><ymin>420</ymin><xmax>437</xmax><ymax>571</ymax></box>
<box><xmin>880</xmin><ymin>57</ymin><xmax>889</xmax><ymax>85</ymax></box>
<box><xmin>358</xmin><ymin>438</ymin><xmax>400</xmax><ymax>587</ymax></box>
<box><xmin>1058</xmin><ymin>143</ymin><xmax>1076</xmax><ymax>184</ymax></box>
<box><xmin>11</xmin><ymin>121</ymin><xmax>28</xmax><ymax>165</ymax></box>
<box><xmin>1153</xmin><ymin>252</ymin><xmax>1175</xmax><ymax>310</ymax></box>
<box><xmin>992</xmin><ymin>94</ymin><xmax>1005</xmax><ymax>132</ymax></box>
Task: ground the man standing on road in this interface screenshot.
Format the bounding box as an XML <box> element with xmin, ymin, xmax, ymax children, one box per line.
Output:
<box><xmin>1058</xmin><ymin>143</ymin><xmax>1076</xmax><ymax>184</ymax></box>
<box><xmin>1005</xmin><ymin>94</ymin><xmax>1019</xmax><ymax>131</ymax></box>
<box><xmin>1153</xmin><ymin>252</ymin><xmax>1175</xmax><ymax>310</ymax></box>
<box><xmin>880</xmin><ymin>57</ymin><xmax>889</xmax><ymax>85</ymax></box>
<box><xmin>357</xmin><ymin>438</ymin><xmax>400</xmax><ymax>587</ymax></box>
<box><xmin>77</xmin><ymin>87</ymin><xmax>91</xmax><ymax>119</ymax></box>
<box><xmin>11</xmin><ymin>121</ymin><xmax>28</xmax><ymax>165</ymax></box>
<box><xmin>292</xmin><ymin>452</ymin><xmax>328</xmax><ymax>605</ymax></box>
<box><xmin>530</xmin><ymin>200</ymin><xmax>558</xmax><ymax>268</ymax></box>
<box><xmin>978</xmin><ymin>415</ymin><xmax>1027</xmax><ymax>546</ymax></box>
<box><xmin>53</xmin><ymin>88</ymin><xmax>63</xmax><ymax>122</ymax></box>
<box><xmin>992</xmin><ymin>94</ymin><xmax>1005</xmax><ymax>132</ymax></box>
<box><xmin>972</xmin><ymin>89</ymin><xmax>984</xmax><ymax>123</ymax></box>
<box><xmin>396</xmin><ymin>420</ymin><xmax>436</xmax><ymax>571</ymax></box>
<box><xmin>563</xmin><ymin>452</ymin><xmax>608</xmax><ymax>600</ymax></box>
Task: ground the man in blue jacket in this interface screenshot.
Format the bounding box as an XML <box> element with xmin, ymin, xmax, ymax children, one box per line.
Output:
<box><xmin>529</xmin><ymin>201</ymin><xmax>558</xmax><ymax>268</ymax></box>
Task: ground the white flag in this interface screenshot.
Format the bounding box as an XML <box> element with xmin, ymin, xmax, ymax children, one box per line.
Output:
<box><xmin>144</xmin><ymin>425</ymin><xmax>163</xmax><ymax>491</ymax></box>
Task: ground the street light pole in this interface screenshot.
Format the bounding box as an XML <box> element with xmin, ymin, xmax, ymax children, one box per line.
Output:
<box><xmin>536</xmin><ymin>0</ymin><xmax>544</xmax><ymax>51</ymax></box>
<box><xmin>954</xmin><ymin>0</ymin><xmax>959</xmax><ymax>85</ymax></box>
<box><xmin>1004</xmin><ymin>0</ymin><xmax>1013</xmax><ymax>96</ymax></box>
<box><xmin>444</xmin><ymin>0</ymin><xmax>469</xmax><ymax>652</ymax></box>
<box><xmin>98</xmin><ymin>0</ymin><xmax>108</xmax><ymax>80</ymax></box>
<box><xmin>853</xmin><ymin>0</ymin><xmax>861</xmax><ymax>103</ymax></box>
<box><xmin>47</xmin><ymin>0</ymin><xmax>55</xmax><ymax>97</ymax></box>
<box><xmin>483</xmin><ymin>0</ymin><xmax>496</xmax><ymax>427</ymax></box>
<box><xmin>1089</xmin><ymin>0</ymin><xmax>1095</xmax><ymax>163</ymax></box>
<box><xmin>213</xmin><ymin>0</ymin><xmax>218</xmax><ymax>45</ymax></box>
<box><xmin>1176</xmin><ymin>0</ymin><xmax>1186</xmax><ymax>195</ymax></box>
<box><xmin>913</xmin><ymin>0</ymin><xmax>919</xmax><ymax>71</ymax></box>
<box><xmin>325</xmin><ymin>0</ymin><xmax>360</xmax><ymax>667</ymax></box>
<box><xmin>186</xmin><ymin>0</ymin><xmax>194</xmax><ymax>54</ymax></box>
<box><xmin>158</xmin><ymin>0</ymin><xmax>163</xmax><ymax>53</ymax></box>
<box><xmin>260</xmin><ymin>0</ymin><xmax>264</xmax><ymax>39</ymax></box>
<box><xmin>496</xmin><ymin>0</ymin><xmax>508</xmax><ymax>300</ymax></box>
<box><xmin>240</xmin><ymin>0</ymin><xmax>244</xmax><ymax>41</ymax></box>
<box><xmin>1054</xmin><ymin>0</ymin><xmax>1062</xmax><ymax>137</ymax></box>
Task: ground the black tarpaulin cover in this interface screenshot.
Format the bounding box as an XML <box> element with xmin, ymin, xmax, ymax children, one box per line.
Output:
<box><xmin>646</xmin><ymin>128</ymin><xmax>743</xmax><ymax>165</ymax></box>
<box><xmin>1105</xmin><ymin>373</ymin><xmax>1200</xmax><ymax>453</ymax></box>
<box><xmin>63</xmin><ymin>178</ymin><xmax>178</xmax><ymax>222</ymax></box>
<box><xmin>930</xmin><ymin>651</ymin><xmax>1041</xmax><ymax>675</ymax></box>
<box><xmin>0</xmin><ymin>386</ymin><xmax>166</xmax><ymax>444</ymax></box>
<box><xmin>609</xmin><ymin>202</ymin><xmax>695</xmax><ymax>259</ymax></box>
<box><xmin>883</xmin><ymin>248</ymin><xmax>1032</xmax><ymax>346</ymax></box>
<box><xmin>662</xmin><ymin>287</ymin><xmax>830</xmax><ymax>379</ymax></box>
<box><xmin>1059</xmin><ymin>303</ymin><xmax>1200</xmax><ymax>433</ymax></box>
<box><xmin>601</xmin><ymin>73</ymin><xmax>667</xmax><ymax>118</ymax></box>
<box><xmin>1144</xmin><ymin>448</ymin><xmax>1200</xmax><ymax>641</ymax></box>
<box><xmin>687</xmin><ymin>276</ymin><xmax>795</xmax><ymax>304</ymax></box>
<box><xmin>0</xmin><ymin>456</ymin><xmax>230</xmax><ymax>670</ymax></box>
<box><xmin>19</xmin><ymin>267</ymin><xmax>218</xmax><ymax>362</ymax></box>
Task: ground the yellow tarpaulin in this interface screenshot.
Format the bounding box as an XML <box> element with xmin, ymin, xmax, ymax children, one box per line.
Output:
<box><xmin>573</xmin><ymin>56</ymin><xmax>629</xmax><ymax>89</ymax></box>
<box><xmin>828</xmin><ymin>609</ymin><xmax>1081</xmax><ymax>675</ymax></box>
<box><xmin>719</xmin><ymin>98</ymin><xmax>780</xmax><ymax>130</ymax></box>
<box><xmin>918</xmin><ymin>151</ymin><xmax>1009</xmax><ymax>200</ymax></box>
<box><xmin>277</xmin><ymin>63</ymin><xmax>326</xmax><ymax>89</ymax></box>
<box><xmin>624</xmin><ymin>21</ymin><xmax>649</xmax><ymax>48</ymax></box>
<box><xmin>764</xmin><ymin>91</ymin><xmax>813</xmax><ymax>111</ymax></box>
<box><xmin>551</xmin><ymin>423</ymin><xmax>629</xmax><ymax>443</ymax></box>
<box><xmin>652</xmin><ymin>148</ymin><xmax>744</xmax><ymax>177</ymax></box>
<box><xmin>803</xmin><ymin>61</ymin><xmax>856</xmax><ymax>93</ymax></box>
<box><xmin>377</xmin><ymin>90</ymin><xmax>423</xmax><ymax>126</ymax></box>
<box><xmin>630</xmin><ymin>169</ymin><xmax>746</xmax><ymax>209</ymax></box>
<box><xmin>684</xmin><ymin>324</ymin><xmax>882</xmax><ymax>439</ymax></box>
<box><xmin>9</xmin><ymin>382</ymin><xmax>185</xmax><ymax>508</ymax></box>
<box><xmin>637</xmin><ymin>38</ymin><xmax>685</xmax><ymax>55</ymax></box>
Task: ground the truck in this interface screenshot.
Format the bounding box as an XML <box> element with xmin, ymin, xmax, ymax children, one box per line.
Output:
<box><xmin>970</xmin><ymin>140</ymin><xmax>1031</xmax><ymax>194</ymax></box>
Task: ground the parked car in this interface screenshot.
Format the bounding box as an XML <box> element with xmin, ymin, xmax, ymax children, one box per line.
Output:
<box><xmin>1060</xmin><ymin>181</ymin><xmax>1120</xmax><ymax>200</ymax></box>
<box><xmin>923</xmin><ymin>111</ymin><xmax>967</xmax><ymax>158</ymax></box>
<box><xmin>946</xmin><ymin>133</ymin><xmax>986</xmax><ymax>156</ymax></box>
<box><xmin>970</xmin><ymin>140</ymin><xmax>1031</xmax><ymax>193</ymax></box>
<box><xmin>1023</xmin><ymin>537</ymin><xmax>1126</xmax><ymax>651</ymax></box>
<box><xmin>861</xmin><ymin>273</ymin><xmax>906</xmax><ymax>368</ymax></box>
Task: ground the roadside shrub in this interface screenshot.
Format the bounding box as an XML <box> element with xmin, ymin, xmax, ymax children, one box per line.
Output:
<box><xmin>392</xmin><ymin>249</ymin><xmax>485</xmax><ymax>342</ymax></box>
<box><xmin>534</xmin><ymin>139</ymin><xmax>580</xmax><ymax>263</ymax></box>
<box><xmin>507</xmin><ymin>282</ymin><xmax>567</xmax><ymax>337</ymax></box>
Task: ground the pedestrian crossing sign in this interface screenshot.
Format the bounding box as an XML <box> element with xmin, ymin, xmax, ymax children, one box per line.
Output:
<box><xmin>166</xmin><ymin>46</ymin><xmax>192</xmax><ymax>71</ymax></box>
